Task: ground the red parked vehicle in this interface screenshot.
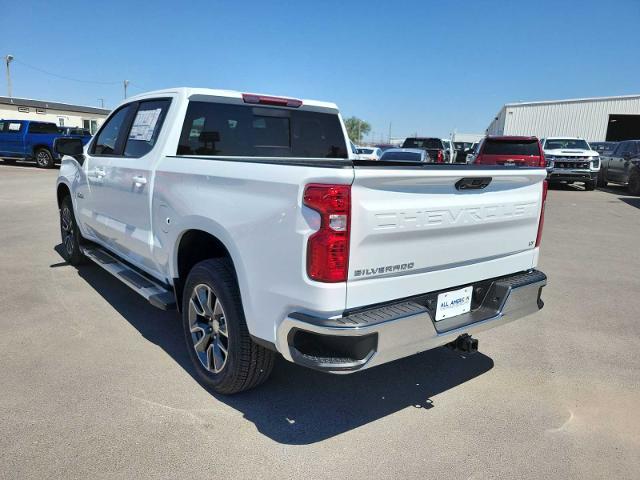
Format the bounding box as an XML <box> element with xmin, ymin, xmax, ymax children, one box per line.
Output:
<box><xmin>471</xmin><ymin>136</ymin><xmax>545</xmax><ymax>167</ymax></box>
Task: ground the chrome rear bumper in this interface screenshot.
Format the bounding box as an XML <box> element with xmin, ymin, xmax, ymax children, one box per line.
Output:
<box><xmin>276</xmin><ymin>270</ymin><xmax>546</xmax><ymax>373</ymax></box>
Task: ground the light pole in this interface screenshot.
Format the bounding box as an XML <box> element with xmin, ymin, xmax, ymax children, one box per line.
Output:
<box><xmin>5</xmin><ymin>54</ymin><xmax>14</xmax><ymax>98</ymax></box>
<box><xmin>123</xmin><ymin>80</ymin><xmax>129</xmax><ymax>99</ymax></box>
<box><xmin>98</xmin><ymin>98</ymin><xmax>104</xmax><ymax>108</ymax></box>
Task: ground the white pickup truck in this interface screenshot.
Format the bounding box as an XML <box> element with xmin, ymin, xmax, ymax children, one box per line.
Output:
<box><xmin>542</xmin><ymin>137</ymin><xmax>600</xmax><ymax>190</ymax></box>
<box><xmin>55</xmin><ymin>88</ymin><xmax>548</xmax><ymax>394</ymax></box>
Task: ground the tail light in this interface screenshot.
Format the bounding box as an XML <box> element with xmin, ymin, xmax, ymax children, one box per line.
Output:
<box><xmin>538</xmin><ymin>139</ymin><xmax>546</xmax><ymax>167</ymax></box>
<box><xmin>303</xmin><ymin>184</ymin><xmax>351</xmax><ymax>282</ymax></box>
<box><xmin>535</xmin><ymin>180</ymin><xmax>548</xmax><ymax>247</ymax></box>
<box><xmin>437</xmin><ymin>150</ymin><xmax>443</xmax><ymax>162</ymax></box>
<box><xmin>538</xmin><ymin>152</ymin><xmax>546</xmax><ymax>167</ymax></box>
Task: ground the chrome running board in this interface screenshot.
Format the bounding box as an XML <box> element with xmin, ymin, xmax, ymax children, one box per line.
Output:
<box><xmin>81</xmin><ymin>246</ymin><xmax>176</xmax><ymax>310</ymax></box>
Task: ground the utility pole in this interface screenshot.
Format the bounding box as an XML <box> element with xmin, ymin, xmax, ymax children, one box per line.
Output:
<box><xmin>123</xmin><ymin>80</ymin><xmax>130</xmax><ymax>99</ymax></box>
<box><xmin>357</xmin><ymin>121</ymin><xmax>361</xmax><ymax>144</ymax></box>
<box><xmin>388</xmin><ymin>122</ymin><xmax>392</xmax><ymax>143</ymax></box>
<box><xmin>5</xmin><ymin>54</ymin><xmax>14</xmax><ymax>98</ymax></box>
<box><xmin>98</xmin><ymin>98</ymin><xmax>104</xmax><ymax>108</ymax></box>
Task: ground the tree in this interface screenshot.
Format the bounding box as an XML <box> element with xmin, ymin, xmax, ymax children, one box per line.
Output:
<box><xmin>344</xmin><ymin>116</ymin><xmax>371</xmax><ymax>144</ymax></box>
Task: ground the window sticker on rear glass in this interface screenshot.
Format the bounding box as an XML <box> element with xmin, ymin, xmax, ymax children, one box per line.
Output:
<box><xmin>129</xmin><ymin>108</ymin><xmax>162</xmax><ymax>142</ymax></box>
<box><xmin>8</xmin><ymin>123</ymin><xmax>21</xmax><ymax>131</ymax></box>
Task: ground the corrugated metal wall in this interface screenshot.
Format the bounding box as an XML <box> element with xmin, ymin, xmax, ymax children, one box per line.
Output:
<box><xmin>486</xmin><ymin>96</ymin><xmax>640</xmax><ymax>140</ymax></box>
<box><xmin>486</xmin><ymin>107</ymin><xmax>507</xmax><ymax>135</ymax></box>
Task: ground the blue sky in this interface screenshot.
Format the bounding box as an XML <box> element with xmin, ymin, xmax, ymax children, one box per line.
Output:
<box><xmin>4</xmin><ymin>0</ymin><xmax>640</xmax><ymax>139</ymax></box>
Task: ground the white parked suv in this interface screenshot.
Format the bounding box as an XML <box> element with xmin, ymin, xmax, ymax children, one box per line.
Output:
<box><xmin>541</xmin><ymin>137</ymin><xmax>600</xmax><ymax>190</ymax></box>
<box><xmin>54</xmin><ymin>88</ymin><xmax>548</xmax><ymax>394</ymax></box>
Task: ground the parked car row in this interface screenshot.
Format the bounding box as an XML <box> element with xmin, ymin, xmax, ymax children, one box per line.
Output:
<box><xmin>354</xmin><ymin>137</ymin><xmax>457</xmax><ymax>163</ymax></box>
<box><xmin>0</xmin><ymin>120</ymin><xmax>92</xmax><ymax>168</ymax></box>
<box><xmin>456</xmin><ymin>134</ymin><xmax>639</xmax><ymax>195</ymax></box>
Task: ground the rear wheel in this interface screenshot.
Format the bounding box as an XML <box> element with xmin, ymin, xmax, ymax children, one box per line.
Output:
<box><xmin>59</xmin><ymin>196</ymin><xmax>86</xmax><ymax>265</ymax></box>
<box><xmin>628</xmin><ymin>169</ymin><xmax>640</xmax><ymax>196</ymax></box>
<box><xmin>182</xmin><ymin>259</ymin><xmax>275</xmax><ymax>394</ymax></box>
<box><xmin>35</xmin><ymin>148</ymin><xmax>54</xmax><ymax>168</ymax></box>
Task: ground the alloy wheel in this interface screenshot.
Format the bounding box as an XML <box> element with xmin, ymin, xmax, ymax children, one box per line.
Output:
<box><xmin>37</xmin><ymin>151</ymin><xmax>50</xmax><ymax>167</ymax></box>
<box><xmin>188</xmin><ymin>284</ymin><xmax>229</xmax><ymax>373</ymax></box>
<box><xmin>61</xmin><ymin>206</ymin><xmax>75</xmax><ymax>256</ymax></box>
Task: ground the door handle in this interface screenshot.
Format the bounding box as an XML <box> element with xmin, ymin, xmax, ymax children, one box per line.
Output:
<box><xmin>88</xmin><ymin>167</ymin><xmax>105</xmax><ymax>181</ymax></box>
<box><xmin>132</xmin><ymin>175</ymin><xmax>147</xmax><ymax>186</ymax></box>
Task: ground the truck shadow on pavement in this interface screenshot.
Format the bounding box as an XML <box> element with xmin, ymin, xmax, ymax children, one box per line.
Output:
<box><xmin>619</xmin><ymin>197</ymin><xmax>640</xmax><ymax>210</ymax></box>
<box><xmin>595</xmin><ymin>184</ymin><xmax>640</xmax><ymax>209</ymax></box>
<box><xmin>54</xmin><ymin>245</ymin><xmax>494</xmax><ymax>445</ymax></box>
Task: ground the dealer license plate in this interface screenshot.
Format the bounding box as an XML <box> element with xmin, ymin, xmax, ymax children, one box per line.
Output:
<box><xmin>435</xmin><ymin>286</ymin><xmax>473</xmax><ymax>321</ymax></box>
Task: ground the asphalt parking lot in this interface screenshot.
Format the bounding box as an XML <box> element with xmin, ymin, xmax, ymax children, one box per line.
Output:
<box><xmin>1</xmin><ymin>164</ymin><xmax>639</xmax><ymax>479</ymax></box>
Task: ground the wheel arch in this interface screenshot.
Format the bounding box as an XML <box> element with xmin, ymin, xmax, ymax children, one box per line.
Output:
<box><xmin>32</xmin><ymin>143</ymin><xmax>52</xmax><ymax>156</ymax></box>
<box><xmin>173</xmin><ymin>228</ymin><xmax>241</xmax><ymax>312</ymax></box>
<box><xmin>56</xmin><ymin>182</ymin><xmax>71</xmax><ymax>208</ymax></box>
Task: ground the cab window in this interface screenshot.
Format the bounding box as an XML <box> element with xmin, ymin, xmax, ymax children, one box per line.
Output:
<box><xmin>124</xmin><ymin>99</ymin><xmax>171</xmax><ymax>157</ymax></box>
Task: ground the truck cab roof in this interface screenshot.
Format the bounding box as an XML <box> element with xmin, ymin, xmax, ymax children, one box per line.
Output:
<box><xmin>120</xmin><ymin>87</ymin><xmax>340</xmax><ymax>113</ymax></box>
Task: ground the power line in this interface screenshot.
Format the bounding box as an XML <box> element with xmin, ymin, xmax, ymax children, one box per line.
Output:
<box><xmin>13</xmin><ymin>58</ymin><xmax>122</xmax><ymax>85</ymax></box>
<box><xmin>11</xmin><ymin>58</ymin><xmax>152</xmax><ymax>97</ymax></box>
<box><xmin>127</xmin><ymin>81</ymin><xmax>149</xmax><ymax>92</ymax></box>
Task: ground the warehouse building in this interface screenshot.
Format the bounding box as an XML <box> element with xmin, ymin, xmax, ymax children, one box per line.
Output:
<box><xmin>0</xmin><ymin>96</ymin><xmax>110</xmax><ymax>134</ymax></box>
<box><xmin>486</xmin><ymin>94</ymin><xmax>640</xmax><ymax>142</ymax></box>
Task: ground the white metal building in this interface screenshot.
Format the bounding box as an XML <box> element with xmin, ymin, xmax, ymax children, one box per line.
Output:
<box><xmin>0</xmin><ymin>96</ymin><xmax>110</xmax><ymax>134</ymax></box>
<box><xmin>486</xmin><ymin>94</ymin><xmax>640</xmax><ymax>142</ymax></box>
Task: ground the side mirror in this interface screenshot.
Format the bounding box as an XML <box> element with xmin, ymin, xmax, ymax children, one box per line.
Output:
<box><xmin>54</xmin><ymin>137</ymin><xmax>85</xmax><ymax>164</ymax></box>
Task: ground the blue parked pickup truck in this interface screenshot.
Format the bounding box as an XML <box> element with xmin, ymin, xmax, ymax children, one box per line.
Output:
<box><xmin>0</xmin><ymin>120</ymin><xmax>91</xmax><ymax>168</ymax></box>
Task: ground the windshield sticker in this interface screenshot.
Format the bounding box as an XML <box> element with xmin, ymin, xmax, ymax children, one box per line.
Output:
<box><xmin>129</xmin><ymin>108</ymin><xmax>162</xmax><ymax>142</ymax></box>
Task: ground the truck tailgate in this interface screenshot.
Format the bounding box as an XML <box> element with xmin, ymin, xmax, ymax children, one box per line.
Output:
<box><xmin>347</xmin><ymin>167</ymin><xmax>546</xmax><ymax>308</ymax></box>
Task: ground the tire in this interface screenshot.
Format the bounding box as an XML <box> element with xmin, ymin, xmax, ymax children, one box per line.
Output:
<box><xmin>59</xmin><ymin>196</ymin><xmax>86</xmax><ymax>265</ymax></box>
<box><xmin>35</xmin><ymin>148</ymin><xmax>54</xmax><ymax>168</ymax></box>
<box><xmin>584</xmin><ymin>180</ymin><xmax>596</xmax><ymax>191</ymax></box>
<box><xmin>181</xmin><ymin>259</ymin><xmax>275</xmax><ymax>394</ymax></box>
<box><xmin>596</xmin><ymin>169</ymin><xmax>608</xmax><ymax>188</ymax></box>
<box><xmin>628</xmin><ymin>169</ymin><xmax>640</xmax><ymax>196</ymax></box>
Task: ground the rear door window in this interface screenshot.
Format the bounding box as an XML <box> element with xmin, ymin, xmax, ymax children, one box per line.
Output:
<box><xmin>124</xmin><ymin>99</ymin><xmax>171</xmax><ymax>158</ymax></box>
<box><xmin>27</xmin><ymin>122</ymin><xmax>59</xmax><ymax>134</ymax></box>
<box><xmin>177</xmin><ymin>101</ymin><xmax>348</xmax><ymax>158</ymax></box>
<box><xmin>616</xmin><ymin>142</ymin><xmax>630</xmax><ymax>156</ymax></box>
<box><xmin>482</xmin><ymin>139</ymin><xmax>540</xmax><ymax>155</ymax></box>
